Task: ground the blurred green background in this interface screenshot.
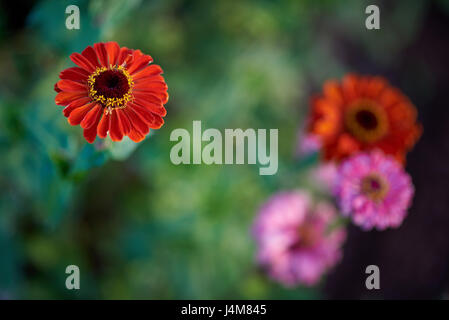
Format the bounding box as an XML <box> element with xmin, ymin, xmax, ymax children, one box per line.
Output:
<box><xmin>0</xmin><ymin>0</ymin><xmax>447</xmax><ymax>299</ymax></box>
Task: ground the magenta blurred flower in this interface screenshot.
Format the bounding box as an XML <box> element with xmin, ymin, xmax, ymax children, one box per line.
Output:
<box><xmin>334</xmin><ymin>150</ymin><xmax>414</xmax><ymax>230</ymax></box>
<box><xmin>252</xmin><ymin>191</ymin><xmax>346</xmax><ymax>287</ymax></box>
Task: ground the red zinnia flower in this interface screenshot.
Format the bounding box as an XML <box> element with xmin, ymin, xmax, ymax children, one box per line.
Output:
<box><xmin>307</xmin><ymin>74</ymin><xmax>422</xmax><ymax>164</ymax></box>
<box><xmin>55</xmin><ymin>42</ymin><xmax>168</xmax><ymax>143</ymax></box>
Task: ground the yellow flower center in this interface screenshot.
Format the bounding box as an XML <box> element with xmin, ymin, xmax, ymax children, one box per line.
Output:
<box><xmin>361</xmin><ymin>173</ymin><xmax>389</xmax><ymax>201</ymax></box>
<box><xmin>298</xmin><ymin>224</ymin><xmax>320</xmax><ymax>247</ymax></box>
<box><xmin>88</xmin><ymin>65</ymin><xmax>134</xmax><ymax>114</ymax></box>
<box><xmin>345</xmin><ymin>100</ymin><xmax>389</xmax><ymax>143</ymax></box>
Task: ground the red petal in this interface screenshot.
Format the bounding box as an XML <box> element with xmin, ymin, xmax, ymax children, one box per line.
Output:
<box><xmin>94</xmin><ymin>43</ymin><xmax>108</xmax><ymax>67</ymax></box>
<box><xmin>148</xmin><ymin>114</ymin><xmax>164</xmax><ymax>129</ymax></box>
<box><xmin>56</xmin><ymin>80</ymin><xmax>88</xmax><ymax>92</ymax></box>
<box><xmin>131</xmin><ymin>103</ymin><xmax>164</xmax><ymax>129</ymax></box>
<box><xmin>124</xmin><ymin>107</ymin><xmax>149</xmax><ymax>135</ymax></box>
<box><xmin>134</xmin><ymin>83</ymin><xmax>168</xmax><ymax>104</ymax></box>
<box><xmin>127</xmin><ymin>126</ymin><xmax>145</xmax><ymax>142</ymax></box>
<box><xmin>105</xmin><ymin>41</ymin><xmax>120</xmax><ymax>66</ymax></box>
<box><xmin>129</xmin><ymin>103</ymin><xmax>155</xmax><ymax>124</ymax></box>
<box><xmin>70</xmin><ymin>52</ymin><xmax>96</xmax><ymax>72</ymax></box>
<box><xmin>83</xmin><ymin>108</ymin><xmax>102</xmax><ymax>143</ymax></box>
<box><xmin>81</xmin><ymin>46</ymin><xmax>100</xmax><ymax>69</ymax></box>
<box><xmin>161</xmin><ymin>92</ymin><xmax>169</xmax><ymax>104</ymax></box>
<box><xmin>117</xmin><ymin>47</ymin><xmax>133</xmax><ymax>66</ymax></box>
<box><xmin>133</xmin><ymin>49</ymin><xmax>144</xmax><ymax>59</ymax></box>
<box><xmin>54</xmin><ymin>83</ymin><xmax>62</xmax><ymax>92</ymax></box>
<box><xmin>342</xmin><ymin>74</ymin><xmax>359</xmax><ymax>101</ymax></box>
<box><xmin>117</xmin><ymin>109</ymin><xmax>131</xmax><ymax>135</ymax></box>
<box><xmin>68</xmin><ymin>102</ymin><xmax>96</xmax><ymax>125</ymax></box>
<box><xmin>63</xmin><ymin>97</ymin><xmax>91</xmax><ymax>117</ymax></box>
<box><xmin>124</xmin><ymin>54</ymin><xmax>134</xmax><ymax>67</ymax></box>
<box><xmin>59</xmin><ymin>67</ymin><xmax>89</xmax><ymax>83</ymax></box>
<box><xmin>132</xmin><ymin>65</ymin><xmax>163</xmax><ymax>81</ymax></box>
<box><xmin>134</xmin><ymin>80</ymin><xmax>168</xmax><ymax>91</ymax></box>
<box><xmin>127</xmin><ymin>54</ymin><xmax>153</xmax><ymax>75</ymax></box>
<box><xmin>80</xmin><ymin>104</ymin><xmax>102</xmax><ymax>129</ymax></box>
<box><xmin>133</xmin><ymin>94</ymin><xmax>167</xmax><ymax>116</ymax></box>
<box><xmin>55</xmin><ymin>91</ymin><xmax>87</xmax><ymax>106</ymax></box>
<box><xmin>109</xmin><ymin>109</ymin><xmax>124</xmax><ymax>141</ymax></box>
<box><xmin>134</xmin><ymin>75</ymin><xmax>165</xmax><ymax>83</ymax></box>
<box><xmin>97</xmin><ymin>112</ymin><xmax>110</xmax><ymax>138</ymax></box>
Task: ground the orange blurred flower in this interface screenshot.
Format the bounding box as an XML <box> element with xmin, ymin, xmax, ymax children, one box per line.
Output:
<box><xmin>55</xmin><ymin>42</ymin><xmax>168</xmax><ymax>143</ymax></box>
<box><xmin>307</xmin><ymin>74</ymin><xmax>422</xmax><ymax>164</ymax></box>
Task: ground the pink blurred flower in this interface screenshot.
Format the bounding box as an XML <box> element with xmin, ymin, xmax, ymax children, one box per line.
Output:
<box><xmin>252</xmin><ymin>191</ymin><xmax>346</xmax><ymax>287</ymax></box>
<box><xmin>297</xmin><ymin>132</ymin><xmax>322</xmax><ymax>156</ymax></box>
<box><xmin>334</xmin><ymin>150</ymin><xmax>414</xmax><ymax>231</ymax></box>
<box><xmin>310</xmin><ymin>162</ymin><xmax>338</xmax><ymax>192</ymax></box>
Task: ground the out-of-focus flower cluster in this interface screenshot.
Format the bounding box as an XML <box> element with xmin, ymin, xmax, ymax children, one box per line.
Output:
<box><xmin>253</xmin><ymin>74</ymin><xmax>422</xmax><ymax>287</ymax></box>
